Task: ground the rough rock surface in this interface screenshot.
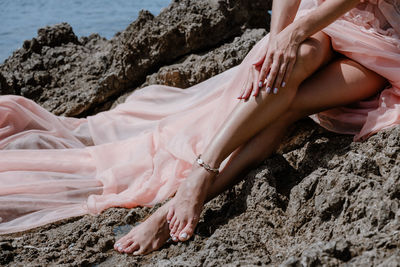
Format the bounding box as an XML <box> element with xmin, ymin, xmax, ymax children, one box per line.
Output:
<box><xmin>0</xmin><ymin>0</ymin><xmax>271</xmax><ymax>116</ymax></box>
<box><xmin>1</xmin><ymin>0</ymin><xmax>399</xmax><ymax>266</ymax></box>
<box><xmin>111</xmin><ymin>28</ymin><xmax>267</xmax><ymax>108</ymax></box>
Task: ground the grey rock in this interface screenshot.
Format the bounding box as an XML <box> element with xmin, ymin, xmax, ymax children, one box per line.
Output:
<box><xmin>0</xmin><ymin>0</ymin><xmax>272</xmax><ymax>116</ymax></box>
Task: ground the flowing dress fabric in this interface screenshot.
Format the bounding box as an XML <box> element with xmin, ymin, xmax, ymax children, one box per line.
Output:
<box><xmin>303</xmin><ymin>0</ymin><xmax>400</xmax><ymax>140</ymax></box>
<box><xmin>0</xmin><ymin>0</ymin><xmax>399</xmax><ymax>234</ymax></box>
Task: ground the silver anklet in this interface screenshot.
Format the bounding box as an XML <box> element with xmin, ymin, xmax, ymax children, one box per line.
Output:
<box><xmin>196</xmin><ymin>154</ymin><xmax>219</xmax><ymax>175</ymax></box>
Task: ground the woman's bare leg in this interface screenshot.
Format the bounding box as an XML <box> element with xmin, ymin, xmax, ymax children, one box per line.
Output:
<box><xmin>114</xmin><ymin>111</ymin><xmax>291</xmax><ymax>254</ymax></box>
<box><xmin>208</xmin><ymin>57</ymin><xmax>387</xmax><ymax>199</ymax></box>
<box><xmin>167</xmin><ymin>39</ymin><xmax>388</xmax><ymax>241</ymax></box>
<box><xmin>167</xmin><ymin>31</ymin><xmax>335</xmax><ymax>241</ymax></box>
<box><xmin>114</xmin><ymin>36</ymin><xmax>387</xmax><ymax>254</ymax></box>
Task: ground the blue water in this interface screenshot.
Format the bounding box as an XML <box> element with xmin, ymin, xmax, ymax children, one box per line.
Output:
<box><xmin>0</xmin><ymin>0</ymin><xmax>171</xmax><ymax>63</ymax></box>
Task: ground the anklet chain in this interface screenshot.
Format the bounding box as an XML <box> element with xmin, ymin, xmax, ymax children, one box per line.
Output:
<box><xmin>196</xmin><ymin>154</ymin><xmax>219</xmax><ymax>174</ymax></box>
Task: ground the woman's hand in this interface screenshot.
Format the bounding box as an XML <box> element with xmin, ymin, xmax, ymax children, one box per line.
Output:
<box><xmin>258</xmin><ymin>26</ymin><xmax>301</xmax><ymax>95</ymax></box>
<box><xmin>237</xmin><ymin>26</ymin><xmax>302</xmax><ymax>100</ymax></box>
<box><xmin>237</xmin><ymin>60</ymin><xmax>263</xmax><ymax>99</ymax></box>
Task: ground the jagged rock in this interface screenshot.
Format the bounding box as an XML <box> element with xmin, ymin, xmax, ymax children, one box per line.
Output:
<box><xmin>110</xmin><ymin>28</ymin><xmax>267</xmax><ymax>108</ymax></box>
<box><xmin>143</xmin><ymin>28</ymin><xmax>267</xmax><ymax>89</ymax></box>
<box><xmin>0</xmin><ymin>0</ymin><xmax>272</xmax><ymax>116</ymax></box>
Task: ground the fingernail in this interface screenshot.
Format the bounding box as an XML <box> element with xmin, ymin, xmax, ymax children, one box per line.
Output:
<box><xmin>274</xmin><ymin>88</ymin><xmax>278</xmax><ymax>94</ymax></box>
<box><xmin>266</xmin><ymin>87</ymin><xmax>271</xmax><ymax>94</ymax></box>
<box><xmin>258</xmin><ymin>81</ymin><xmax>263</xmax><ymax>88</ymax></box>
<box><xmin>281</xmin><ymin>82</ymin><xmax>286</xmax><ymax>88</ymax></box>
<box><xmin>180</xmin><ymin>233</ymin><xmax>188</xmax><ymax>240</ymax></box>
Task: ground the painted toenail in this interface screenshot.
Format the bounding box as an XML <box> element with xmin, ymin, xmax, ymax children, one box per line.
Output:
<box><xmin>118</xmin><ymin>247</ymin><xmax>123</xmax><ymax>252</ymax></box>
<box><xmin>172</xmin><ymin>236</ymin><xmax>178</xmax><ymax>242</ymax></box>
<box><xmin>180</xmin><ymin>233</ymin><xmax>188</xmax><ymax>240</ymax></box>
<box><xmin>116</xmin><ymin>243</ymin><xmax>121</xmax><ymax>247</ymax></box>
<box><xmin>167</xmin><ymin>220</ymin><xmax>170</xmax><ymax>224</ymax></box>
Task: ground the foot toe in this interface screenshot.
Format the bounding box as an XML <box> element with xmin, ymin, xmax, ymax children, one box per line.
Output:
<box><xmin>114</xmin><ymin>236</ymin><xmax>127</xmax><ymax>250</ymax></box>
<box><xmin>175</xmin><ymin>221</ymin><xmax>185</xmax><ymax>237</ymax></box>
<box><xmin>166</xmin><ymin>207</ymin><xmax>174</xmax><ymax>222</ymax></box>
<box><xmin>114</xmin><ymin>240</ymin><xmax>126</xmax><ymax>251</ymax></box>
<box><xmin>124</xmin><ymin>242</ymin><xmax>140</xmax><ymax>254</ymax></box>
<box><xmin>119</xmin><ymin>239</ymin><xmax>133</xmax><ymax>252</ymax></box>
<box><xmin>179</xmin><ymin>223</ymin><xmax>195</xmax><ymax>241</ymax></box>
<box><xmin>114</xmin><ymin>242</ymin><xmax>121</xmax><ymax>251</ymax></box>
<box><xmin>179</xmin><ymin>232</ymin><xmax>189</xmax><ymax>241</ymax></box>
<box><xmin>170</xmin><ymin>219</ymin><xmax>180</xmax><ymax>236</ymax></box>
<box><xmin>169</xmin><ymin>216</ymin><xmax>177</xmax><ymax>230</ymax></box>
<box><xmin>133</xmin><ymin>248</ymin><xmax>146</xmax><ymax>256</ymax></box>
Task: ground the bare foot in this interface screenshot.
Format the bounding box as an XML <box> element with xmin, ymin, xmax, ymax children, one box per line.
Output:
<box><xmin>166</xmin><ymin>165</ymin><xmax>215</xmax><ymax>242</ymax></box>
<box><xmin>114</xmin><ymin>204</ymin><xmax>171</xmax><ymax>255</ymax></box>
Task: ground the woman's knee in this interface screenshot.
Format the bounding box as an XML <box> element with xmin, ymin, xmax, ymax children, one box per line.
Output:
<box><xmin>288</xmin><ymin>33</ymin><xmax>333</xmax><ymax>87</ymax></box>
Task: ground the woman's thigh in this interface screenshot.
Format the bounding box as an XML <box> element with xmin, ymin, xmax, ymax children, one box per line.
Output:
<box><xmin>289</xmin><ymin>57</ymin><xmax>388</xmax><ymax>118</ymax></box>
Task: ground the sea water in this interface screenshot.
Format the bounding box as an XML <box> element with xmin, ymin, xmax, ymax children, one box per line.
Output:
<box><xmin>0</xmin><ymin>0</ymin><xmax>171</xmax><ymax>63</ymax></box>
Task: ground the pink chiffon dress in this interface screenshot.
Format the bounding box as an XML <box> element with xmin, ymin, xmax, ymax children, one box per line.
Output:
<box><xmin>1</xmin><ymin>0</ymin><xmax>399</xmax><ymax>234</ymax></box>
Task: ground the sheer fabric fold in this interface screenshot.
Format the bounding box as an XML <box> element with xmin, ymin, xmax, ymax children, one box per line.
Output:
<box><xmin>1</xmin><ymin>0</ymin><xmax>399</xmax><ymax>234</ymax></box>
<box><xmin>305</xmin><ymin>0</ymin><xmax>400</xmax><ymax>140</ymax></box>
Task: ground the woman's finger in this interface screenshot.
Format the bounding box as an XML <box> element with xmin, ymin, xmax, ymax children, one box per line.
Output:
<box><xmin>273</xmin><ymin>61</ymin><xmax>288</xmax><ymax>94</ymax></box>
<box><xmin>265</xmin><ymin>58</ymin><xmax>280</xmax><ymax>94</ymax></box>
<box><xmin>241</xmin><ymin>72</ymin><xmax>253</xmax><ymax>100</ymax></box>
<box><xmin>281</xmin><ymin>54</ymin><xmax>297</xmax><ymax>90</ymax></box>
<box><xmin>252</xmin><ymin>55</ymin><xmax>265</xmax><ymax>67</ymax></box>
<box><xmin>252</xmin><ymin>66</ymin><xmax>260</xmax><ymax>97</ymax></box>
<box><xmin>258</xmin><ymin>52</ymin><xmax>273</xmax><ymax>87</ymax></box>
<box><xmin>237</xmin><ymin>88</ymin><xmax>245</xmax><ymax>99</ymax></box>
<box><xmin>243</xmin><ymin>79</ymin><xmax>253</xmax><ymax>99</ymax></box>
